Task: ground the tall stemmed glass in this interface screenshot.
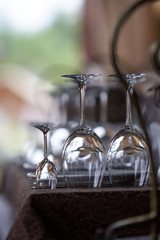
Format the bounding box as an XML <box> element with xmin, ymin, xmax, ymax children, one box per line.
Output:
<box><xmin>107</xmin><ymin>74</ymin><xmax>150</xmax><ymax>187</ymax></box>
<box><xmin>61</xmin><ymin>74</ymin><xmax>108</xmax><ymax>188</ymax></box>
<box><xmin>31</xmin><ymin>122</ymin><xmax>57</xmax><ymax>189</ymax></box>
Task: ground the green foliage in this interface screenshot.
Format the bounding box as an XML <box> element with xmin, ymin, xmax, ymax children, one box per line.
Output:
<box><xmin>0</xmin><ymin>15</ymin><xmax>84</xmax><ymax>85</ymax></box>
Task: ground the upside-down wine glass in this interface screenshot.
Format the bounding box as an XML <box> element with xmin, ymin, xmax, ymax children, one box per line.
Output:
<box><xmin>61</xmin><ymin>74</ymin><xmax>108</xmax><ymax>188</ymax></box>
<box><xmin>107</xmin><ymin>74</ymin><xmax>150</xmax><ymax>187</ymax></box>
<box><xmin>31</xmin><ymin>122</ymin><xmax>57</xmax><ymax>189</ymax></box>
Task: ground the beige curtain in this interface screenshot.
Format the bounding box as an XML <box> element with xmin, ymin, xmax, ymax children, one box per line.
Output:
<box><xmin>83</xmin><ymin>0</ymin><xmax>158</xmax><ymax>73</ymax></box>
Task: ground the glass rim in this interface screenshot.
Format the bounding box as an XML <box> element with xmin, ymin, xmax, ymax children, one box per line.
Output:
<box><xmin>106</xmin><ymin>73</ymin><xmax>146</xmax><ymax>79</ymax></box>
<box><xmin>61</xmin><ymin>73</ymin><xmax>101</xmax><ymax>79</ymax></box>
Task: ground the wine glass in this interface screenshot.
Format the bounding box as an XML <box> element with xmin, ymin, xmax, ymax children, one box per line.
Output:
<box><xmin>107</xmin><ymin>73</ymin><xmax>150</xmax><ymax>187</ymax></box>
<box><xmin>61</xmin><ymin>74</ymin><xmax>108</xmax><ymax>188</ymax></box>
<box><xmin>30</xmin><ymin>122</ymin><xmax>57</xmax><ymax>189</ymax></box>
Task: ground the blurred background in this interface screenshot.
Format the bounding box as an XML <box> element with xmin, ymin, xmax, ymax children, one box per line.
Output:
<box><xmin>1</xmin><ymin>0</ymin><xmax>160</xmax><ymax>179</ymax></box>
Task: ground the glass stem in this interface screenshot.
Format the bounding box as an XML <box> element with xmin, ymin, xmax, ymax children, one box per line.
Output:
<box><xmin>44</xmin><ymin>133</ymin><xmax>48</xmax><ymax>159</ymax></box>
<box><xmin>126</xmin><ymin>89</ymin><xmax>132</xmax><ymax>126</ymax></box>
<box><xmin>79</xmin><ymin>82</ymin><xmax>85</xmax><ymax>126</ymax></box>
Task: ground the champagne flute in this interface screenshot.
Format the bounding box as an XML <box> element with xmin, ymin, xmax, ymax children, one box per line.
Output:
<box><xmin>61</xmin><ymin>74</ymin><xmax>108</xmax><ymax>188</ymax></box>
<box><xmin>107</xmin><ymin>74</ymin><xmax>150</xmax><ymax>187</ymax></box>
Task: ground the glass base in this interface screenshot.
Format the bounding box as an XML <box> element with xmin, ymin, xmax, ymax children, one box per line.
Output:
<box><xmin>64</xmin><ymin>169</ymin><xmax>107</xmax><ymax>188</ymax></box>
<box><xmin>65</xmin><ymin>176</ymin><xmax>95</xmax><ymax>188</ymax></box>
<box><xmin>36</xmin><ymin>178</ymin><xmax>57</xmax><ymax>189</ymax></box>
<box><xmin>108</xmin><ymin>169</ymin><xmax>149</xmax><ymax>187</ymax></box>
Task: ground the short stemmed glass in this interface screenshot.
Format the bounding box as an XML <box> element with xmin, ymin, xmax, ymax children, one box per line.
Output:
<box><xmin>31</xmin><ymin>122</ymin><xmax>57</xmax><ymax>189</ymax></box>
<box><xmin>61</xmin><ymin>74</ymin><xmax>108</xmax><ymax>188</ymax></box>
<box><xmin>107</xmin><ymin>74</ymin><xmax>150</xmax><ymax>187</ymax></box>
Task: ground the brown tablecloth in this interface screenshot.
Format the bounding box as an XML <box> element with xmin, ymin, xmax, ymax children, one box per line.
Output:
<box><xmin>1</xmin><ymin>162</ymin><xmax>160</xmax><ymax>240</ymax></box>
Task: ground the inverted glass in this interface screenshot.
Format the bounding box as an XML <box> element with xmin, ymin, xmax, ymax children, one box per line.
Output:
<box><xmin>31</xmin><ymin>122</ymin><xmax>57</xmax><ymax>189</ymax></box>
<box><xmin>61</xmin><ymin>74</ymin><xmax>108</xmax><ymax>188</ymax></box>
<box><xmin>106</xmin><ymin>74</ymin><xmax>150</xmax><ymax>187</ymax></box>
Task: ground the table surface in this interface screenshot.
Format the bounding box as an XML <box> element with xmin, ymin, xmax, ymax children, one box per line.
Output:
<box><xmin>1</xmin><ymin>161</ymin><xmax>160</xmax><ymax>240</ymax></box>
